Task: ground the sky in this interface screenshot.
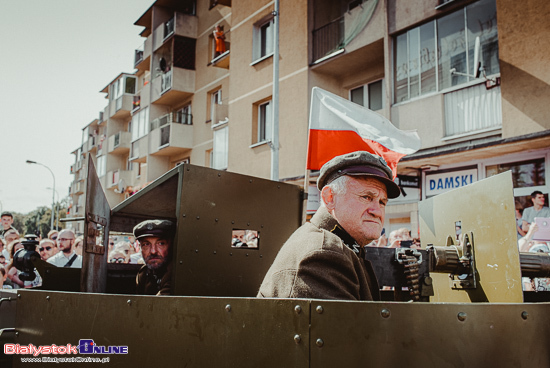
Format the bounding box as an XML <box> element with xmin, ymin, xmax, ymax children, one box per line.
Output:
<box><xmin>0</xmin><ymin>0</ymin><xmax>155</xmax><ymax>214</ymax></box>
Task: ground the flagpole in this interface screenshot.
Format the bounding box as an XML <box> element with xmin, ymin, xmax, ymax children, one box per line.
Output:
<box><xmin>270</xmin><ymin>0</ymin><xmax>280</xmax><ymax>181</ymax></box>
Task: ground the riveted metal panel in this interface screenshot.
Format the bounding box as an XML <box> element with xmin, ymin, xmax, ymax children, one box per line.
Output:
<box><xmin>419</xmin><ymin>171</ymin><xmax>523</xmax><ymax>302</ymax></box>
<box><xmin>13</xmin><ymin>290</ymin><xmax>309</xmax><ymax>368</ymax></box>
<box><xmin>309</xmin><ymin>300</ymin><xmax>550</xmax><ymax>367</ymax></box>
<box><xmin>175</xmin><ymin>164</ymin><xmax>303</xmax><ymax>297</ymax></box>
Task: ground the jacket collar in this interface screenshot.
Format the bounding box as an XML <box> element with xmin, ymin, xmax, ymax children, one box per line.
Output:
<box><xmin>311</xmin><ymin>206</ymin><xmax>363</xmax><ymax>256</ymax></box>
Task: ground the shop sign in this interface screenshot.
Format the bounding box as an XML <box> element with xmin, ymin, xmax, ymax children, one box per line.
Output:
<box><xmin>425</xmin><ymin>168</ymin><xmax>478</xmax><ymax>197</ymax></box>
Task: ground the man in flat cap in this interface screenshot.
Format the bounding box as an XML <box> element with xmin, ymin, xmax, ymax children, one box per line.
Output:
<box><xmin>258</xmin><ymin>151</ymin><xmax>401</xmax><ymax>300</ymax></box>
<box><xmin>134</xmin><ymin>219</ymin><xmax>175</xmax><ymax>295</ymax></box>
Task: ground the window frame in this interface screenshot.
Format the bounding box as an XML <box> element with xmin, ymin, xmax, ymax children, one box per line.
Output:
<box><xmin>349</xmin><ymin>79</ymin><xmax>384</xmax><ymax>111</ymax></box>
<box><xmin>251</xmin><ymin>15</ymin><xmax>275</xmax><ymax>64</ymax></box>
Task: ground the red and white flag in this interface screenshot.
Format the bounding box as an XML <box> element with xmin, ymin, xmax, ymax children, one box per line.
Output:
<box><xmin>307</xmin><ymin>87</ymin><xmax>421</xmax><ymax>178</ymax></box>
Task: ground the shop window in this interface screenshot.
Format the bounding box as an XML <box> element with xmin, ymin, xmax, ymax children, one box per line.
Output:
<box><xmin>350</xmin><ymin>80</ymin><xmax>383</xmax><ymax>111</ymax></box>
<box><xmin>486</xmin><ymin>158</ymin><xmax>545</xmax><ymax>189</ymax></box>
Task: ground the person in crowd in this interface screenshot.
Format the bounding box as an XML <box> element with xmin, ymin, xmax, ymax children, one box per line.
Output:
<box><xmin>73</xmin><ymin>236</ymin><xmax>83</xmax><ymax>256</ymax></box>
<box><xmin>6</xmin><ymin>239</ymin><xmax>24</xmax><ymax>288</ymax></box>
<box><xmin>258</xmin><ymin>151</ymin><xmax>401</xmax><ymax>300</ymax></box>
<box><xmin>134</xmin><ymin>219</ymin><xmax>175</xmax><ymax>295</ymax></box>
<box><xmin>48</xmin><ymin>230</ymin><xmax>59</xmax><ymax>242</ymax></box>
<box><xmin>108</xmin><ymin>249</ymin><xmax>130</xmax><ymax>264</ymax></box>
<box><xmin>38</xmin><ymin>239</ymin><xmax>57</xmax><ymax>261</ymax></box>
<box><xmin>1</xmin><ymin>211</ymin><xmax>17</xmax><ymax>237</ymax></box>
<box><xmin>0</xmin><ymin>254</ymin><xmax>6</xmax><ymax>266</ymax></box>
<box><xmin>521</xmin><ymin>191</ymin><xmax>550</xmax><ymax>232</ymax></box>
<box><xmin>0</xmin><ymin>264</ymin><xmax>12</xmax><ymax>289</ymax></box>
<box><xmin>515</xmin><ymin>203</ymin><xmax>527</xmax><ymax>240</ymax></box>
<box><xmin>129</xmin><ymin>240</ymin><xmax>144</xmax><ymax>264</ymax></box>
<box><xmin>3</xmin><ymin>229</ymin><xmax>20</xmax><ymax>261</ymax></box>
<box><xmin>46</xmin><ymin>229</ymin><xmax>82</xmax><ymax>268</ymax></box>
<box><xmin>387</xmin><ymin>228</ymin><xmax>412</xmax><ymax>248</ymax></box>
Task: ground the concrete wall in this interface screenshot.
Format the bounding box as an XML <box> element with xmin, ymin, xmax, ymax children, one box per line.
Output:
<box><xmin>497</xmin><ymin>0</ymin><xmax>550</xmax><ymax>137</ymax></box>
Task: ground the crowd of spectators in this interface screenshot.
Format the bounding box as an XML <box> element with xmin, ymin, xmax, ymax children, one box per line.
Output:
<box><xmin>0</xmin><ymin>210</ymin><xmax>145</xmax><ymax>290</ymax></box>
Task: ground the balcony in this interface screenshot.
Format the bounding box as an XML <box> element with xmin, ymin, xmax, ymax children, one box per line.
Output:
<box><xmin>312</xmin><ymin>16</ymin><xmax>344</xmax><ymax>62</ymax></box>
<box><xmin>107</xmin><ymin>169</ymin><xmax>132</xmax><ymax>189</ymax></box>
<box><xmin>149</xmin><ymin>119</ymin><xmax>193</xmax><ymax>156</ymax></box>
<box><xmin>72</xmin><ymin>180</ymin><xmax>84</xmax><ymax>195</ymax></box>
<box><xmin>108</xmin><ymin>131</ymin><xmax>131</xmax><ymax>155</ymax></box>
<box><xmin>209</xmin><ymin>0</ymin><xmax>231</xmax><ymax>9</ymax></box>
<box><xmin>109</xmin><ymin>94</ymin><xmax>134</xmax><ymax>119</ymax></box>
<box><xmin>152</xmin><ymin>67</ymin><xmax>195</xmax><ymax>105</ymax></box>
<box><xmin>444</xmin><ymin>83</ymin><xmax>502</xmax><ymax>138</ymax></box>
<box><xmin>130</xmin><ymin>137</ymin><xmax>148</xmax><ymax>163</ymax></box>
<box><xmin>153</xmin><ymin>14</ymin><xmax>197</xmax><ymax>51</ymax></box>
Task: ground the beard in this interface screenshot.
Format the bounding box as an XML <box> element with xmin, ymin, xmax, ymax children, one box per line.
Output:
<box><xmin>145</xmin><ymin>255</ymin><xmax>168</xmax><ymax>270</ymax></box>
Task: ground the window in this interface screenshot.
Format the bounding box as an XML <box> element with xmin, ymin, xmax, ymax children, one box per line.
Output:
<box><xmin>350</xmin><ymin>80</ymin><xmax>383</xmax><ymax>110</ymax></box>
<box><xmin>111</xmin><ymin>76</ymin><xmax>137</xmax><ymax>100</ymax></box>
<box><xmin>394</xmin><ymin>0</ymin><xmax>498</xmax><ymax>103</ymax></box>
<box><xmin>253</xmin><ymin>17</ymin><xmax>274</xmax><ymax>62</ymax></box>
<box><xmin>212</xmin><ymin>126</ymin><xmax>228</xmax><ymax>170</ymax></box>
<box><xmin>210</xmin><ymin>89</ymin><xmax>222</xmax><ymax>123</ymax></box>
<box><xmin>131</xmin><ymin>107</ymin><xmax>149</xmax><ymax>141</ymax></box>
<box><xmin>258</xmin><ymin>101</ymin><xmax>272</xmax><ymax>143</ymax></box>
<box><xmin>97</xmin><ymin>155</ymin><xmax>106</xmax><ymax>177</ymax></box>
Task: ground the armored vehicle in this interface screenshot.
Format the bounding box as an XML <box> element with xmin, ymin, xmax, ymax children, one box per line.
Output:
<box><xmin>1</xmin><ymin>158</ymin><xmax>550</xmax><ymax>367</ymax></box>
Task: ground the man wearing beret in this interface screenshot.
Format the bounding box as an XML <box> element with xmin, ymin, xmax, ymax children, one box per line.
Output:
<box><xmin>258</xmin><ymin>151</ymin><xmax>401</xmax><ymax>300</ymax></box>
<box><xmin>134</xmin><ymin>219</ymin><xmax>175</xmax><ymax>295</ymax></box>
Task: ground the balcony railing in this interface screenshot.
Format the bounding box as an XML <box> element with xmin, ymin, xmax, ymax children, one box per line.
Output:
<box><xmin>444</xmin><ymin>83</ymin><xmax>502</xmax><ymax>137</ymax></box>
<box><xmin>174</xmin><ymin>111</ymin><xmax>193</xmax><ymax>125</ymax></box>
<box><xmin>312</xmin><ymin>16</ymin><xmax>344</xmax><ymax>62</ymax></box>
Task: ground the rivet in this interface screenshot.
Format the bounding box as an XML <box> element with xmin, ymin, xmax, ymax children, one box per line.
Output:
<box><xmin>316</xmin><ymin>305</ymin><xmax>324</xmax><ymax>314</ymax></box>
<box><xmin>195</xmin><ymin>249</ymin><xmax>199</xmax><ymax>253</ymax></box>
<box><xmin>230</xmin><ymin>252</ymin><xmax>233</xmax><ymax>256</ymax></box>
<box><xmin>196</xmin><ymin>216</ymin><xmax>200</xmax><ymax>220</ymax></box>
<box><xmin>215</xmin><ymin>218</ymin><xmax>219</xmax><ymax>222</ymax></box>
<box><xmin>380</xmin><ymin>309</ymin><xmax>390</xmax><ymax>318</ymax></box>
<box><xmin>182</xmin><ymin>214</ymin><xmax>186</xmax><ymax>217</ymax></box>
<box><xmin>225</xmin><ymin>304</ymin><xmax>231</xmax><ymax>312</ymax></box>
<box><xmin>231</xmin><ymin>220</ymin><xmax>235</xmax><ymax>224</ymax></box>
<box><xmin>249</xmin><ymin>179</ymin><xmax>252</xmax><ymax>183</ymax></box>
<box><xmin>316</xmin><ymin>338</ymin><xmax>324</xmax><ymax>347</ymax></box>
<box><xmin>218</xmin><ymin>173</ymin><xmax>221</xmax><ymax>177</ymax></box>
<box><xmin>457</xmin><ymin>312</ymin><xmax>467</xmax><ymax>321</ymax></box>
<box><xmin>294</xmin><ymin>305</ymin><xmax>302</xmax><ymax>314</ymax></box>
<box><xmin>127</xmin><ymin>300</ymin><xmax>132</xmax><ymax>305</ymax></box>
<box><xmin>179</xmin><ymin>260</ymin><xmax>183</xmax><ymax>264</ymax></box>
<box><xmin>521</xmin><ymin>311</ymin><xmax>529</xmax><ymax>320</ymax></box>
<box><xmin>247</xmin><ymin>222</ymin><xmax>250</xmax><ymax>226</ymax></box>
<box><xmin>15</xmin><ymin>332</ymin><xmax>19</xmax><ymax>337</ymax></box>
<box><xmin>259</xmin><ymin>254</ymin><xmax>263</xmax><ymax>258</ymax></box>
<box><xmin>213</xmin><ymin>251</ymin><xmax>217</xmax><ymax>255</ymax></box>
<box><xmin>46</xmin><ymin>296</ymin><xmax>50</xmax><ymax>301</ymax></box>
<box><xmin>17</xmin><ymin>294</ymin><xmax>21</xmax><ymax>299</ymax></box>
<box><xmin>294</xmin><ymin>334</ymin><xmax>301</xmax><ymax>344</ymax></box>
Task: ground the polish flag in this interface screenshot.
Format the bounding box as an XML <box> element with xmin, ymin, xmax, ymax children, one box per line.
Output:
<box><xmin>307</xmin><ymin>87</ymin><xmax>421</xmax><ymax>178</ymax></box>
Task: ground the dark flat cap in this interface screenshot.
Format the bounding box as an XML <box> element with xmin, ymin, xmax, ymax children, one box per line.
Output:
<box><xmin>133</xmin><ymin>219</ymin><xmax>175</xmax><ymax>240</ymax></box>
<box><xmin>317</xmin><ymin>151</ymin><xmax>401</xmax><ymax>198</ymax></box>
<box><xmin>1</xmin><ymin>211</ymin><xmax>13</xmax><ymax>218</ymax></box>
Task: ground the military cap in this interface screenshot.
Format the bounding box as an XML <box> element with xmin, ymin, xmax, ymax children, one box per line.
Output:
<box><xmin>317</xmin><ymin>151</ymin><xmax>401</xmax><ymax>198</ymax></box>
<box><xmin>133</xmin><ymin>219</ymin><xmax>175</xmax><ymax>240</ymax></box>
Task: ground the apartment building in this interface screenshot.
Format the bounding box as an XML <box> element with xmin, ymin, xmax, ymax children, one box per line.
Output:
<box><xmin>68</xmin><ymin>0</ymin><xmax>550</xmax><ymax>237</ymax></box>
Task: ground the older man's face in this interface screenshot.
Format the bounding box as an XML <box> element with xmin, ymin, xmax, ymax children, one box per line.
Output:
<box><xmin>39</xmin><ymin>241</ymin><xmax>56</xmax><ymax>260</ymax></box>
<box><xmin>139</xmin><ymin>236</ymin><xmax>171</xmax><ymax>270</ymax></box>
<box><xmin>325</xmin><ymin>176</ymin><xmax>387</xmax><ymax>246</ymax></box>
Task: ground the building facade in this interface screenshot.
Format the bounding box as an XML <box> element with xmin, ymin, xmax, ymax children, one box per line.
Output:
<box><xmin>68</xmin><ymin>0</ymin><xmax>550</xmax><ymax>239</ymax></box>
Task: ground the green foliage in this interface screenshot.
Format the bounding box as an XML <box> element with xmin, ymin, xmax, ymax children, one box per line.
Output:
<box><xmin>11</xmin><ymin>201</ymin><xmax>69</xmax><ymax>238</ymax></box>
